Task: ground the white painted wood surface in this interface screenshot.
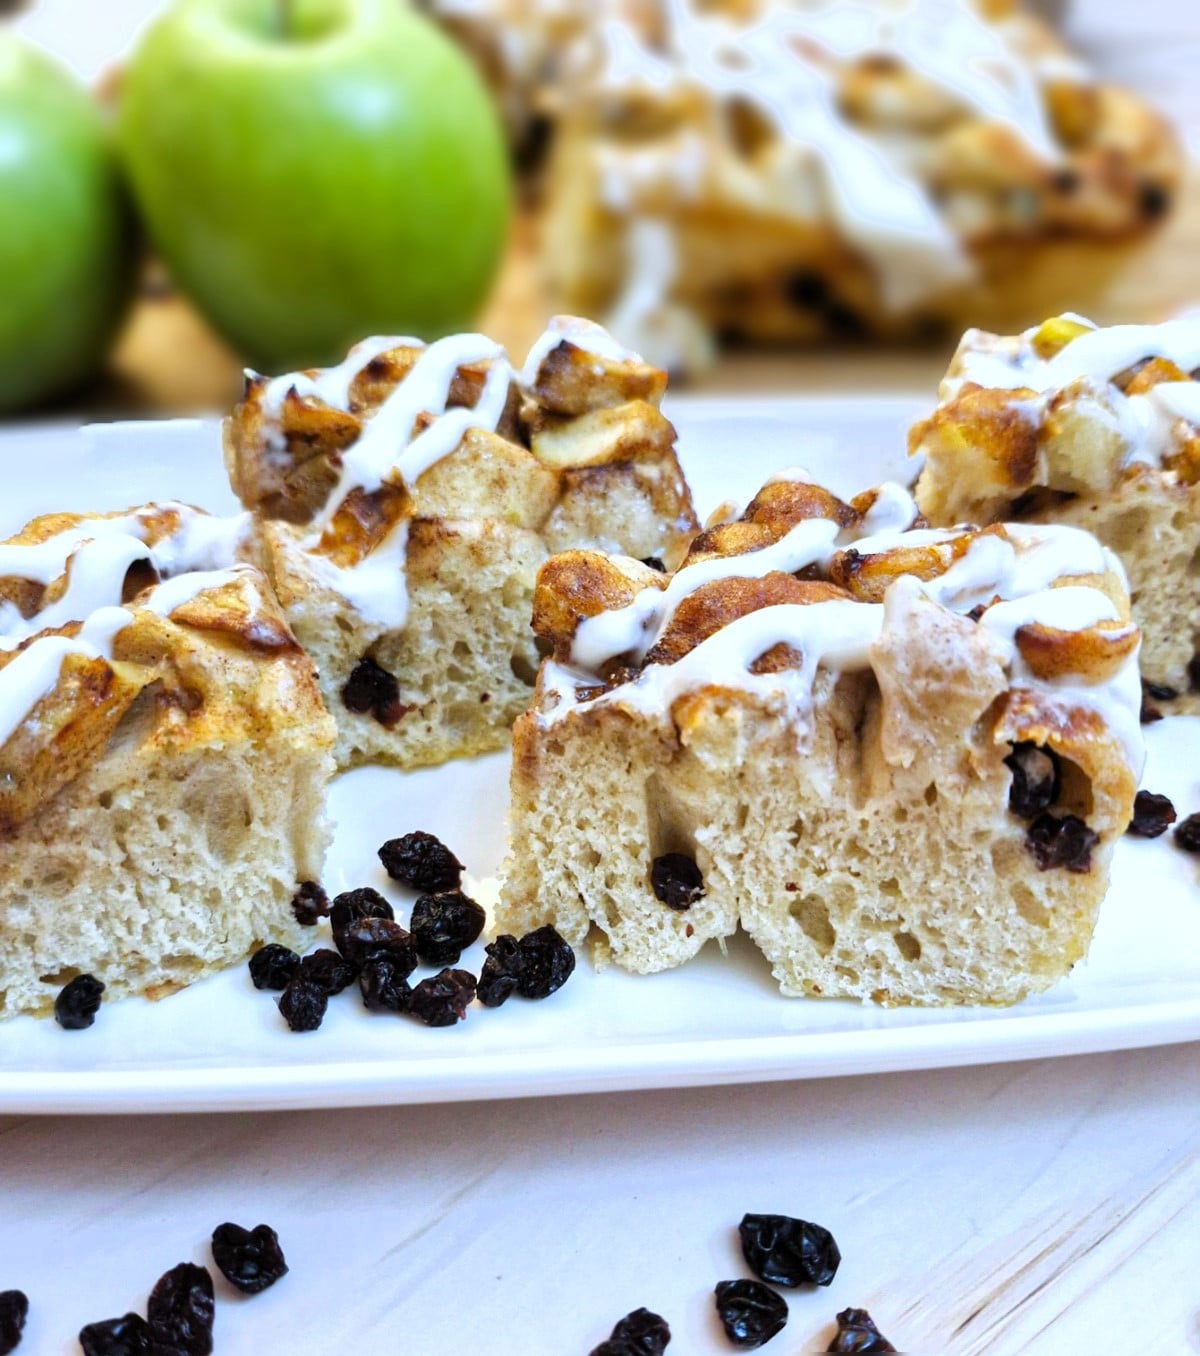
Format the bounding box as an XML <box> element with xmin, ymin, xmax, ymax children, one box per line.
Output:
<box><xmin>1</xmin><ymin>1046</ymin><xmax>1197</xmax><ymax>1353</ymax></box>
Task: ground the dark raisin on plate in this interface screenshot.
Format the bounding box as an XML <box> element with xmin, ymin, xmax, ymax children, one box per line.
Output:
<box><xmin>147</xmin><ymin>1262</ymin><xmax>214</xmax><ymax>1356</ymax></box>
<box><xmin>599</xmin><ymin>1307</ymin><xmax>671</xmax><ymax>1355</ymax></box>
<box><xmin>476</xmin><ymin>934</ymin><xmax>524</xmax><ymax>1008</ymax></box>
<box><xmin>378</xmin><ymin>830</ymin><xmax>464</xmax><ymax>893</ymax></box>
<box><xmin>1127</xmin><ymin>790</ymin><xmax>1177</xmax><ymax>839</ymax></box>
<box><xmin>408</xmin><ymin>968</ymin><xmax>477</xmax><ymax>1027</ymax></box>
<box><xmin>1004</xmin><ymin>743</ymin><xmax>1060</xmax><ymax>819</ymax></box>
<box><xmin>290</xmin><ymin>881</ymin><xmax>330</xmax><ymax>926</ymax></box>
<box><xmin>329</xmin><ymin>886</ymin><xmax>394</xmax><ymax>935</ymax></box>
<box><xmin>78</xmin><ymin>1313</ymin><xmax>153</xmax><ymax>1356</ymax></box>
<box><xmin>714</xmin><ymin>1279</ymin><xmax>788</xmax><ymax>1349</ymax></box>
<box><xmin>277</xmin><ymin>977</ymin><xmax>329</xmax><ymax>1032</ymax></box>
<box><xmin>0</xmin><ymin>1290</ymin><xmax>28</xmax><ymax>1356</ymax></box>
<box><xmin>650</xmin><ymin>853</ymin><xmax>705</xmax><ymax>910</ymax></box>
<box><xmin>210</xmin><ymin>1222</ymin><xmax>288</xmax><ymax>1295</ymax></box>
<box><xmin>1174</xmin><ymin>812</ymin><xmax>1200</xmax><ymax>853</ymax></box>
<box><xmin>248</xmin><ymin>944</ymin><xmax>300</xmax><ymax>992</ymax></box>
<box><xmin>298</xmin><ymin>948</ymin><xmax>358</xmax><ymax>995</ymax></box>
<box><xmin>359</xmin><ymin>955</ymin><xmax>414</xmax><ymax>1012</ymax></box>
<box><xmin>54</xmin><ymin>973</ymin><xmax>105</xmax><ymax>1030</ymax></box>
<box><xmin>826</xmin><ymin>1307</ymin><xmax>896</xmax><ymax>1353</ymax></box>
<box><xmin>738</xmin><ymin>1213</ymin><xmax>841</xmax><ymax>1288</ymax></box>
<box><xmin>1026</xmin><ymin>813</ymin><xmax>1098</xmax><ymax>872</ymax></box>
<box><xmin>410</xmin><ymin>890</ymin><xmax>486</xmax><ymax>965</ymax></box>
<box><xmin>515</xmin><ymin>925</ymin><xmax>576</xmax><ymax>999</ymax></box>
<box><xmin>334</xmin><ymin>915</ymin><xmax>418</xmax><ymax>971</ymax></box>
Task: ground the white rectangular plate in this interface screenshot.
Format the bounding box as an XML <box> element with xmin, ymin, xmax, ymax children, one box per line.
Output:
<box><xmin>1</xmin><ymin>399</ymin><xmax>1197</xmax><ymax>1113</ymax></box>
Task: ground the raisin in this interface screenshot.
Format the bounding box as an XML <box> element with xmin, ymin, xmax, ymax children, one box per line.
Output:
<box><xmin>147</xmin><ymin>1262</ymin><xmax>214</xmax><ymax>1356</ymax></box>
<box><xmin>1004</xmin><ymin>743</ymin><xmax>1059</xmax><ymax>819</ymax></box>
<box><xmin>826</xmin><ymin>1307</ymin><xmax>896</xmax><ymax>1352</ymax></box>
<box><xmin>824</xmin><ymin>301</ymin><xmax>864</xmax><ymax>338</ymax></box>
<box><xmin>378</xmin><ymin>831</ymin><xmax>463</xmax><ymax>892</ymax></box>
<box><xmin>408</xmin><ymin>968</ymin><xmax>476</xmax><ymax>1026</ymax></box>
<box><xmin>0</xmin><ymin>1291</ymin><xmax>27</xmax><ymax>1356</ymax></box>
<box><xmin>784</xmin><ymin>271</ymin><xmax>828</xmax><ymax>311</ymax></box>
<box><xmin>1140</xmin><ymin>696</ymin><xmax>1163</xmax><ymax>725</ymax></box>
<box><xmin>342</xmin><ymin>656</ymin><xmax>405</xmax><ymax>726</ymax></box>
<box><xmin>515</xmin><ymin>925</ymin><xmax>576</xmax><ymax>999</ymax></box>
<box><xmin>1174</xmin><ymin>812</ymin><xmax>1200</xmax><ymax>853</ymax></box>
<box><xmin>291</xmin><ymin>880</ymin><xmax>329</xmax><ymax>925</ymax></box>
<box><xmin>1144</xmin><ymin>681</ymin><xmax>1178</xmax><ymax>702</ymax></box>
<box><xmin>248</xmin><ymin>944</ymin><xmax>300</xmax><ymax>992</ymax></box>
<box><xmin>334</xmin><ymin>916</ymin><xmax>418</xmax><ymax>971</ymax></box>
<box><xmin>714</xmin><ymin>1279</ymin><xmax>788</xmax><ymax>1349</ymax></box>
<box><xmin>1049</xmin><ymin>167</ymin><xmax>1080</xmax><ymax>195</ymax></box>
<box><xmin>1139</xmin><ymin>182</ymin><xmax>1170</xmax><ymax>219</ymax></box>
<box><xmin>476</xmin><ymin>934</ymin><xmax>524</xmax><ymax>1008</ymax></box>
<box><xmin>1127</xmin><ymin>790</ymin><xmax>1177</xmax><ymax>839</ymax></box>
<box><xmin>298</xmin><ymin>948</ymin><xmax>358</xmax><ymax>995</ymax></box>
<box><xmin>329</xmin><ymin>886</ymin><xmax>394</xmax><ymax>933</ymax></box>
<box><xmin>607</xmin><ymin>1307</ymin><xmax>671</xmax><ymax>1354</ymax></box>
<box><xmin>1026</xmin><ymin>813</ymin><xmax>1098</xmax><ymax>872</ymax></box>
<box><xmin>1190</xmin><ymin>655</ymin><xmax>1200</xmax><ymax>692</ymax></box>
<box><xmin>78</xmin><ymin>1314</ymin><xmax>153</xmax><ymax>1356</ymax></box>
<box><xmin>738</xmin><ymin>1213</ymin><xmax>841</xmax><ymax>1288</ymax></box>
<box><xmin>277</xmin><ymin>977</ymin><xmax>328</xmax><ymax>1032</ymax></box>
<box><xmin>210</xmin><ymin>1222</ymin><xmax>288</xmax><ymax>1295</ymax></box>
<box><xmin>650</xmin><ymin>853</ymin><xmax>705</xmax><ymax>911</ymax></box>
<box><xmin>359</xmin><ymin>955</ymin><xmax>414</xmax><ymax>1012</ymax></box>
<box><xmin>640</xmin><ymin>557</ymin><xmax>667</xmax><ymax>573</ymax></box>
<box><xmin>54</xmin><ymin>974</ymin><xmax>104</xmax><ymax>1030</ymax></box>
<box><xmin>411</xmin><ymin>890</ymin><xmax>486</xmax><ymax>965</ymax></box>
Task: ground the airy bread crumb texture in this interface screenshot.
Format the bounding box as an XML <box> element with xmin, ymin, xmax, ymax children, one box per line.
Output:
<box><xmin>501</xmin><ymin>676</ymin><xmax>1112</xmax><ymax>1008</ymax></box>
<box><xmin>0</xmin><ymin>730</ymin><xmax>330</xmax><ymax>1021</ymax></box>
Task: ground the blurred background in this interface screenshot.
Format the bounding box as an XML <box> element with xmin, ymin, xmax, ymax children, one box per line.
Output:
<box><xmin>1</xmin><ymin>0</ymin><xmax>1197</xmax><ymax>419</ymax></box>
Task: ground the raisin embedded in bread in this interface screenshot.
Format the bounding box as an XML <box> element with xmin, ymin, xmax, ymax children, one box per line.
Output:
<box><xmin>498</xmin><ymin>473</ymin><xmax>1142</xmax><ymax>1006</ymax></box>
<box><xmin>223</xmin><ymin>317</ymin><xmax>698</xmax><ymax>770</ymax></box>
<box><xmin>0</xmin><ymin>504</ymin><xmax>335</xmax><ymax>1020</ymax></box>
<box><xmin>910</xmin><ymin>314</ymin><xmax>1200</xmax><ymax>694</ymax></box>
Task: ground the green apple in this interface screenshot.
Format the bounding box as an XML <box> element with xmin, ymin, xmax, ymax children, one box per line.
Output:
<box><xmin>0</xmin><ymin>34</ymin><xmax>134</xmax><ymax>413</ymax></box>
<box><xmin>118</xmin><ymin>0</ymin><xmax>512</xmax><ymax>372</ymax></box>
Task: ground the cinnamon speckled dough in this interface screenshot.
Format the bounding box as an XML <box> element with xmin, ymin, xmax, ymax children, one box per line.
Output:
<box><xmin>0</xmin><ymin>506</ymin><xmax>335</xmax><ymax>1020</ymax></box>
<box><xmin>498</xmin><ymin>475</ymin><xmax>1140</xmax><ymax>1007</ymax></box>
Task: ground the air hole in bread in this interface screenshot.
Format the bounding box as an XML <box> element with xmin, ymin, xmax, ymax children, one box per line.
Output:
<box><xmin>789</xmin><ymin>894</ymin><xmax>836</xmax><ymax>955</ymax></box>
<box><xmin>893</xmin><ymin>930</ymin><xmax>921</xmax><ymax>962</ymax></box>
<box><xmin>1011</xmin><ymin>883</ymin><xmax>1050</xmax><ymax>928</ymax></box>
<box><xmin>510</xmin><ymin>654</ymin><xmax>538</xmax><ymax>687</ymax></box>
<box><xmin>39</xmin><ymin>966</ymin><xmax>80</xmax><ymax>986</ymax></box>
<box><xmin>923</xmin><ymin>783</ymin><xmax>938</xmax><ymax>807</ymax></box>
<box><xmin>1054</xmin><ymin>755</ymin><xmax>1094</xmax><ymax>819</ymax></box>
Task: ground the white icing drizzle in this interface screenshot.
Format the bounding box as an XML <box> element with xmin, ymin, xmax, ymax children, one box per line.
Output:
<box><xmin>543</xmin><ymin>482</ymin><xmax>1143</xmax><ymax>776</ymax></box>
<box><xmin>950</xmin><ymin>316</ymin><xmax>1200</xmax><ymax>469</ymax></box>
<box><xmin>0</xmin><ymin>508</ymin><xmax>254</xmax><ymax>750</ymax></box>
<box><xmin>520</xmin><ymin>314</ymin><xmax>645</xmax><ymax>387</ymax></box>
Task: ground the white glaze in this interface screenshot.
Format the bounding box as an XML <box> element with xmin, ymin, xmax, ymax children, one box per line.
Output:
<box><xmin>520</xmin><ymin>314</ymin><xmax>645</xmax><ymax>387</ymax></box>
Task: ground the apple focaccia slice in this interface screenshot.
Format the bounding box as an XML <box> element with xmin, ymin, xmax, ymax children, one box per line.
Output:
<box><xmin>910</xmin><ymin>314</ymin><xmax>1200</xmax><ymax>697</ymax></box>
<box><xmin>0</xmin><ymin>503</ymin><xmax>335</xmax><ymax>1020</ymax></box>
<box><xmin>498</xmin><ymin>473</ymin><xmax>1141</xmax><ymax>1007</ymax></box>
<box><xmin>224</xmin><ymin>317</ymin><xmax>698</xmax><ymax>769</ymax></box>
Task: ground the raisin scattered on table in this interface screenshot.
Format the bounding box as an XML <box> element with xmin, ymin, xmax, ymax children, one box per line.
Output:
<box><xmin>1026</xmin><ymin>813</ymin><xmax>1098</xmax><ymax>872</ymax></box>
<box><xmin>1127</xmin><ymin>790</ymin><xmax>1177</xmax><ymax>839</ymax></box>
<box><xmin>1004</xmin><ymin>743</ymin><xmax>1060</xmax><ymax>819</ymax></box>
<box><xmin>738</xmin><ymin>1213</ymin><xmax>841</xmax><ymax>1288</ymax></box>
<box><xmin>408</xmin><ymin>968</ymin><xmax>477</xmax><ymax>1027</ymax></box>
<box><xmin>515</xmin><ymin>925</ymin><xmax>576</xmax><ymax>999</ymax></box>
<box><xmin>329</xmin><ymin>886</ymin><xmax>394</xmax><ymax>934</ymax></box>
<box><xmin>277</xmin><ymin>977</ymin><xmax>329</xmax><ymax>1032</ymax></box>
<box><xmin>210</xmin><ymin>1222</ymin><xmax>288</xmax><ymax>1295</ymax></box>
<box><xmin>359</xmin><ymin>955</ymin><xmax>414</xmax><ymax>1012</ymax></box>
<box><xmin>291</xmin><ymin>881</ymin><xmax>330</xmax><ymax>926</ymax></box>
<box><xmin>54</xmin><ymin>974</ymin><xmax>104</xmax><ymax>1030</ymax></box>
<box><xmin>596</xmin><ymin>1307</ymin><xmax>671</xmax><ymax>1355</ymax></box>
<box><xmin>378</xmin><ymin>831</ymin><xmax>463</xmax><ymax>892</ymax></box>
<box><xmin>298</xmin><ymin>948</ymin><xmax>358</xmax><ymax>996</ymax></box>
<box><xmin>78</xmin><ymin>1313</ymin><xmax>153</xmax><ymax>1356</ymax></box>
<box><xmin>411</xmin><ymin>890</ymin><xmax>486</xmax><ymax>965</ymax></box>
<box><xmin>826</xmin><ymin>1307</ymin><xmax>896</xmax><ymax>1353</ymax></box>
<box><xmin>476</xmin><ymin>935</ymin><xmax>524</xmax><ymax>1008</ymax></box>
<box><xmin>334</xmin><ymin>916</ymin><xmax>418</xmax><ymax>971</ymax></box>
<box><xmin>248</xmin><ymin>944</ymin><xmax>300</xmax><ymax>992</ymax></box>
<box><xmin>1174</xmin><ymin>812</ymin><xmax>1200</xmax><ymax>853</ymax></box>
<box><xmin>147</xmin><ymin>1262</ymin><xmax>214</xmax><ymax>1356</ymax></box>
<box><xmin>342</xmin><ymin>656</ymin><xmax>406</xmax><ymax>726</ymax></box>
<box><xmin>714</xmin><ymin>1279</ymin><xmax>788</xmax><ymax>1349</ymax></box>
<box><xmin>650</xmin><ymin>853</ymin><xmax>705</xmax><ymax>910</ymax></box>
<box><xmin>0</xmin><ymin>1291</ymin><xmax>27</xmax><ymax>1356</ymax></box>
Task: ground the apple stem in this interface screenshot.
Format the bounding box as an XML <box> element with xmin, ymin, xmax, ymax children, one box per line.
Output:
<box><xmin>276</xmin><ymin>0</ymin><xmax>293</xmax><ymax>37</ymax></box>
